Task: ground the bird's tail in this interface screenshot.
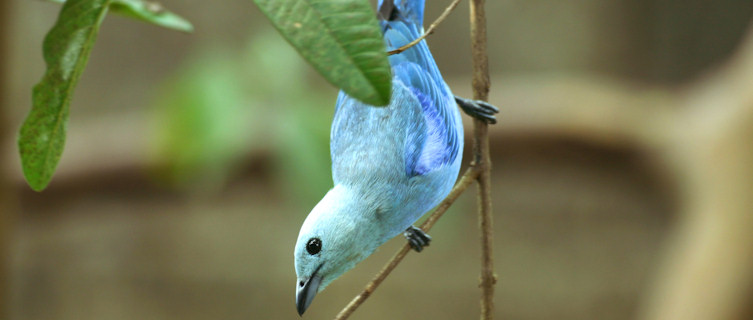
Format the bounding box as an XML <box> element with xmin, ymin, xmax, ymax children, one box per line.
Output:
<box><xmin>377</xmin><ymin>0</ymin><xmax>433</xmax><ymax>65</ymax></box>
<box><xmin>377</xmin><ymin>0</ymin><xmax>425</xmax><ymax>27</ymax></box>
<box><xmin>377</xmin><ymin>0</ymin><xmax>444</xmax><ymax>90</ymax></box>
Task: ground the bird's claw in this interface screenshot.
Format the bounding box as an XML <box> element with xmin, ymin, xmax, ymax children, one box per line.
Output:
<box><xmin>455</xmin><ymin>95</ymin><xmax>499</xmax><ymax>124</ymax></box>
<box><xmin>404</xmin><ymin>226</ymin><xmax>431</xmax><ymax>252</ymax></box>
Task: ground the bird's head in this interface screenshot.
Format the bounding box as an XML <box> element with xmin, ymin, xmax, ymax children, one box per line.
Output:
<box><xmin>294</xmin><ymin>185</ymin><xmax>386</xmax><ymax>315</ymax></box>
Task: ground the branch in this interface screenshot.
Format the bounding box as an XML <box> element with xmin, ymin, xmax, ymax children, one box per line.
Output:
<box><xmin>334</xmin><ymin>168</ymin><xmax>480</xmax><ymax>320</ymax></box>
<box><xmin>387</xmin><ymin>0</ymin><xmax>462</xmax><ymax>55</ymax></box>
<box><xmin>468</xmin><ymin>0</ymin><xmax>495</xmax><ymax>319</ymax></box>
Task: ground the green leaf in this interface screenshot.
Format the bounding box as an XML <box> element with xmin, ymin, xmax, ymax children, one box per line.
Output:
<box><xmin>18</xmin><ymin>0</ymin><xmax>111</xmax><ymax>191</ymax></box>
<box><xmin>46</xmin><ymin>0</ymin><xmax>193</xmax><ymax>32</ymax></box>
<box><xmin>252</xmin><ymin>0</ymin><xmax>392</xmax><ymax>106</ymax></box>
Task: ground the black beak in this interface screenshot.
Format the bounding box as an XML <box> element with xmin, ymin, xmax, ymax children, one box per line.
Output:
<box><xmin>296</xmin><ymin>272</ymin><xmax>322</xmax><ymax>316</ymax></box>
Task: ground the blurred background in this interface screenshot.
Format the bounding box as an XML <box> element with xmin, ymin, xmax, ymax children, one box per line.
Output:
<box><xmin>2</xmin><ymin>0</ymin><xmax>753</xmax><ymax>319</ymax></box>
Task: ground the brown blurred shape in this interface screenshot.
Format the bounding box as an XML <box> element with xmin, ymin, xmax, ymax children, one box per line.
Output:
<box><xmin>1</xmin><ymin>0</ymin><xmax>15</xmax><ymax>318</ymax></box>
<box><xmin>478</xmin><ymin>19</ymin><xmax>753</xmax><ymax>319</ymax></box>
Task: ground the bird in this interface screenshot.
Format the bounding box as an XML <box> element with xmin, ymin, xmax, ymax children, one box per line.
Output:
<box><xmin>293</xmin><ymin>0</ymin><xmax>497</xmax><ymax>316</ymax></box>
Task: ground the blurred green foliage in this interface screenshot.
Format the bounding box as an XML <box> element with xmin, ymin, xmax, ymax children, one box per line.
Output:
<box><xmin>21</xmin><ymin>0</ymin><xmax>388</xmax><ymax>192</ymax></box>
<box><xmin>148</xmin><ymin>49</ymin><xmax>250</xmax><ymax>190</ymax></box>
<box><xmin>148</xmin><ymin>30</ymin><xmax>335</xmax><ymax>206</ymax></box>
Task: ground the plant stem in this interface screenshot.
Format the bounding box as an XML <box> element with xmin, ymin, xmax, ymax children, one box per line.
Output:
<box><xmin>469</xmin><ymin>0</ymin><xmax>495</xmax><ymax>319</ymax></box>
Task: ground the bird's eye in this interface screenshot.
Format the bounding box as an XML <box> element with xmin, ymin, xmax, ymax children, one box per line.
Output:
<box><xmin>306</xmin><ymin>238</ymin><xmax>322</xmax><ymax>255</ymax></box>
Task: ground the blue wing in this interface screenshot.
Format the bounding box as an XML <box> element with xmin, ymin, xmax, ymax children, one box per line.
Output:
<box><xmin>330</xmin><ymin>0</ymin><xmax>461</xmax><ymax>180</ymax></box>
<box><xmin>395</xmin><ymin>63</ymin><xmax>459</xmax><ymax>177</ymax></box>
<box><xmin>380</xmin><ymin>2</ymin><xmax>461</xmax><ymax>177</ymax></box>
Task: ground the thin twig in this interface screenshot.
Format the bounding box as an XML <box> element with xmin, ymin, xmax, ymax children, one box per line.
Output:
<box><xmin>420</xmin><ymin>167</ymin><xmax>479</xmax><ymax>230</ymax></box>
<box><xmin>469</xmin><ymin>0</ymin><xmax>495</xmax><ymax>319</ymax></box>
<box><xmin>387</xmin><ymin>0</ymin><xmax>462</xmax><ymax>55</ymax></box>
<box><xmin>333</xmin><ymin>168</ymin><xmax>480</xmax><ymax>320</ymax></box>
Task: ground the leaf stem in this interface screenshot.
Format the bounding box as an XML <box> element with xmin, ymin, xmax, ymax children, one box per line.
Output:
<box><xmin>387</xmin><ymin>0</ymin><xmax>462</xmax><ymax>56</ymax></box>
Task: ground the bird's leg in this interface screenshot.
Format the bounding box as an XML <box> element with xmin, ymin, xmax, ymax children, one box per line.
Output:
<box><xmin>404</xmin><ymin>226</ymin><xmax>432</xmax><ymax>252</ymax></box>
<box><xmin>455</xmin><ymin>95</ymin><xmax>499</xmax><ymax>124</ymax></box>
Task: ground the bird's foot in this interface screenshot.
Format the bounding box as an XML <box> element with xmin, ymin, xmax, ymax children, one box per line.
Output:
<box><xmin>404</xmin><ymin>226</ymin><xmax>431</xmax><ymax>252</ymax></box>
<box><xmin>455</xmin><ymin>95</ymin><xmax>499</xmax><ymax>124</ymax></box>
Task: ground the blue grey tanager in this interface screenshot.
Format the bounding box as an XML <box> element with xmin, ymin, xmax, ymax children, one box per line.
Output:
<box><xmin>293</xmin><ymin>0</ymin><xmax>497</xmax><ymax>315</ymax></box>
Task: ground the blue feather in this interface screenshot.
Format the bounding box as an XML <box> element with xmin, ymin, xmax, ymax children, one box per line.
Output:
<box><xmin>376</xmin><ymin>1</ymin><xmax>460</xmax><ymax>177</ymax></box>
<box><xmin>294</xmin><ymin>1</ymin><xmax>464</xmax><ymax>313</ymax></box>
<box><xmin>394</xmin><ymin>63</ymin><xmax>458</xmax><ymax>177</ymax></box>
